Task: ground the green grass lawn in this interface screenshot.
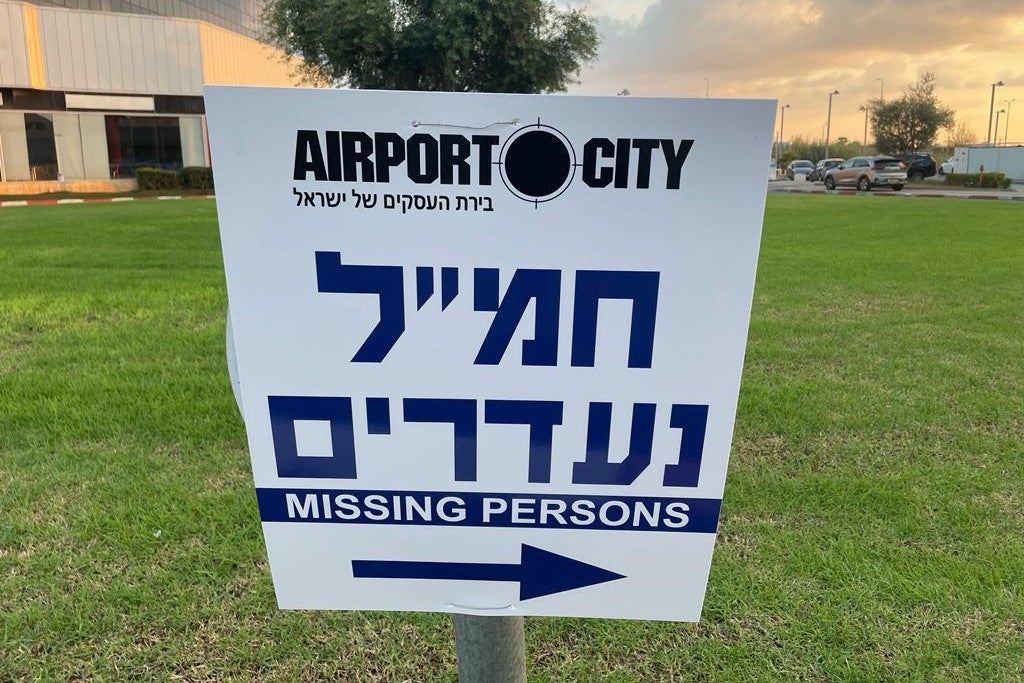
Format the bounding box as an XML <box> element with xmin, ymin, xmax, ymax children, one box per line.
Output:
<box><xmin>1</xmin><ymin>196</ymin><xmax>1022</xmax><ymax>681</ymax></box>
<box><xmin>0</xmin><ymin>189</ymin><xmax>214</xmax><ymax>202</ymax></box>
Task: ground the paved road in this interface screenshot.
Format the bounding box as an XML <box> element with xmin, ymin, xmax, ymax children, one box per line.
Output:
<box><xmin>768</xmin><ymin>178</ymin><xmax>1023</xmax><ymax>200</ymax></box>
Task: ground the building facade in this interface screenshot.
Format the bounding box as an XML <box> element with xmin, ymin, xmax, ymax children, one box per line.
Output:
<box><xmin>0</xmin><ymin>0</ymin><xmax>295</xmax><ymax>190</ymax></box>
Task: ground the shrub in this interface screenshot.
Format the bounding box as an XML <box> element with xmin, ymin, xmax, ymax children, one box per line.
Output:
<box><xmin>182</xmin><ymin>166</ymin><xmax>214</xmax><ymax>191</ymax></box>
<box><xmin>944</xmin><ymin>172</ymin><xmax>1012</xmax><ymax>189</ymax></box>
<box><xmin>135</xmin><ymin>167</ymin><xmax>182</xmax><ymax>190</ymax></box>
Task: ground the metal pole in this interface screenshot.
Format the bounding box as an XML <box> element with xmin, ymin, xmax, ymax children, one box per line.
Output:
<box><xmin>1004</xmin><ymin>100</ymin><xmax>1014</xmax><ymax>146</ymax></box>
<box><xmin>994</xmin><ymin>110</ymin><xmax>1003</xmax><ymax>147</ymax></box>
<box><xmin>454</xmin><ymin>614</ymin><xmax>526</xmax><ymax>683</ymax></box>
<box><xmin>777</xmin><ymin>104</ymin><xmax>789</xmax><ymax>167</ymax></box>
<box><xmin>825</xmin><ymin>90</ymin><xmax>837</xmax><ymax>160</ymax></box>
<box><xmin>987</xmin><ymin>81</ymin><xmax>1004</xmax><ymax>144</ymax></box>
<box><xmin>860</xmin><ymin>105</ymin><xmax>868</xmax><ymax>154</ymax></box>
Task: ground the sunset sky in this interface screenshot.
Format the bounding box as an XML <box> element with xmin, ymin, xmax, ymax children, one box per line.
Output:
<box><xmin>563</xmin><ymin>0</ymin><xmax>1024</xmax><ymax>146</ymax></box>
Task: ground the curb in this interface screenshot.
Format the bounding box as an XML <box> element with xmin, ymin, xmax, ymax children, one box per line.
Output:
<box><xmin>770</xmin><ymin>188</ymin><xmax>1024</xmax><ymax>201</ymax></box>
<box><xmin>1</xmin><ymin>194</ymin><xmax>215</xmax><ymax>208</ymax></box>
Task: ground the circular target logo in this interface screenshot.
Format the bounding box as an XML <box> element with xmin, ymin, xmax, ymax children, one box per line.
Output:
<box><xmin>499</xmin><ymin>122</ymin><xmax>576</xmax><ymax>205</ymax></box>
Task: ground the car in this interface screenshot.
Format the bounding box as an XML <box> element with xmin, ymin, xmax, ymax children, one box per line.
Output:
<box><xmin>785</xmin><ymin>160</ymin><xmax>815</xmax><ymax>180</ymax></box>
<box><xmin>808</xmin><ymin>158</ymin><xmax>845</xmax><ymax>182</ymax></box>
<box><xmin>824</xmin><ymin>155</ymin><xmax>907</xmax><ymax>191</ymax></box>
<box><xmin>939</xmin><ymin>156</ymin><xmax>955</xmax><ymax>175</ymax></box>
<box><xmin>898</xmin><ymin>152</ymin><xmax>937</xmax><ymax>181</ymax></box>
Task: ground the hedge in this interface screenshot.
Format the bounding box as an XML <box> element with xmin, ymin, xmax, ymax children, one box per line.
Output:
<box><xmin>944</xmin><ymin>172</ymin><xmax>1012</xmax><ymax>189</ymax></box>
<box><xmin>182</xmin><ymin>166</ymin><xmax>214</xmax><ymax>190</ymax></box>
<box><xmin>134</xmin><ymin>166</ymin><xmax>215</xmax><ymax>191</ymax></box>
<box><xmin>135</xmin><ymin>167</ymin><xmax>182</xmax><ymax>190</ymax></box>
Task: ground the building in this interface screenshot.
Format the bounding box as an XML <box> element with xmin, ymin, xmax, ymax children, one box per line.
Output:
<box><xmin>949</xmin><ymin>145</ymin><xmax>1024</xmax><ymax>181</ymax></box>
<box><xmin>0</xmin><ymin>0</ymin><xmax>296</xmax><ymax>193</ymax></box>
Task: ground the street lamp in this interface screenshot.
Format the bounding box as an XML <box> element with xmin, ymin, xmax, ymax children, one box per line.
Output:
<box><xmin>875</xmin><ymin>78</ymin><xmax>885</xmax><ymax>102</ymax></box>
<box><xmin>994</xmin><ymin>108</ymin><xmax>1006</xmax><ymax>146</ymax></box>
<box><xmin>859</xmin><ymin>104</ymin><xmax>870</xmax><ymax>153</ymax></box>
<box><xmin>824</xmin><ymin>89</ymin><xmax>839</xmax><ymax>160</ymax></box>
<box><xmin>1004</xmin><ymin>99</ymin><xmax>1016</xmax><ymax>145</ymax></box>
<box><xmin>987</xmin><ymin>80</ymin><xmax>1005</xmax><ymax>144</ymax></box>
<box><xmin>777</xmin><ymin>103</ymin><xmax>790</xmax><ymax>162</ymax></box>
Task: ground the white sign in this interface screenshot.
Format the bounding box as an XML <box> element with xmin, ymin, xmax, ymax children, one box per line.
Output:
<box><xmin>206</xmin><ymin>86</ymin><xmax>774</xmax><ymax>621</ymax></box>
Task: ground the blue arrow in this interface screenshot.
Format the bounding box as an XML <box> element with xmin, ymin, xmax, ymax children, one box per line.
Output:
<box><xmin>351</xmin><ymin>544</ymin><xmax>625</xmax><ymax>600</ymax></box>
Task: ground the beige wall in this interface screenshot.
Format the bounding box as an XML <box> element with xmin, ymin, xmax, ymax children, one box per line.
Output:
<box><xmin>0</xmin><ymin>2</ymin><xmax>32</xmax><ymax>87</ymax></box>
<box><xmin>0</xmin><ymin>111</ymin><xmax>31</xmax><ymax>181</ymax></box>
<box><xmin>198</xmin><ymin>22</ymin><xmax>297</xmax><ymax>87</ymax></box>
<box><xmin>1</xmin><ymin>0</ymin><xmax>297</xmax><ymax>95</ymax></box>
<box><xmin>38</xmin><ymin>6</ymin><xmax>204</xmax><ymax>95</ymax></box>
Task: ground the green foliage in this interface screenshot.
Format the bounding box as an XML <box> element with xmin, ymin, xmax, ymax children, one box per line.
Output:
<box><xmin>945</xmin><ymin>172</ymin><xmax>1012</xmax><ymax>189</ymax></box>
<box><xmin>134</xmin><ymin>167</ymin><xmax>182</xmax><ymax>190</ymax></box>
<box><xmin>781</xmin><ymin>136</ymin><xmax>864</xmax><ymax>165</ymax></box>
<box><xmin>262</xmin><ymin>0</ymin><xmax>599</xmax><ymax>93</ymax></box>
<box><xmin>182</xmin><ymin>166</ymin><xmax>214</xmax><ymax>191</ymax></box>
<box><xmin>870</xmin><ymin>72</ymin><xmax>955</xmax><ymax>155</ymax></box>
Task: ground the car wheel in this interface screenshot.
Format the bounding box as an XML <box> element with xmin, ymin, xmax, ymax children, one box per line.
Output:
<box><xmin>857</xmin><ymin>176</ymin><xmax>871</xmax><ymax>192</ymax></box>
<box><xmin>891</xmin><ymin>184</ymin><xmax>904</xmax><ymax>191</ymax></box>
<box><xmin>909</xmin><ymin>170</ymin><xmax>924</xmax><ymax>182</ymax></box>
<box><xmin>824</xmin><ymin>176</ymin><xmax>836</xmax><ymax>190</ymax></box>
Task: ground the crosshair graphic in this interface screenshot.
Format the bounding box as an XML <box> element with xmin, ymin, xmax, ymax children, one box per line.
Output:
<box><xmin>498</xmin><ymin>119</ymin><xmax>578</xmax><ymax>206</ymax></box>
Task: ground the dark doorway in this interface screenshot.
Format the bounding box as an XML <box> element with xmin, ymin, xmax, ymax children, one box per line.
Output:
<box><xmin>25</xmin><ymin>113</ymin><xmax>58</xmax><ymax>181</ymax></box>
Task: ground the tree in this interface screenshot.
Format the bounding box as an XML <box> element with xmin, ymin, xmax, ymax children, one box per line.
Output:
<box><xmin>263</xmin><ymin>0</ymin><xmax>599</xmax><ymax>93</ymax></box>
<box><xmin>782</xmin><ymin>136</ymin><xmax>864</xmax><ymax>164</ymax></box>
<box><xmin>946</xmin><ymin>120</ymin><xmax>977</xmax><ymax>148</ymax></box>
<box><xmin>870</xmin><ymin>72</ymin><xmax>955</xmax><ymax>154</ymax></box>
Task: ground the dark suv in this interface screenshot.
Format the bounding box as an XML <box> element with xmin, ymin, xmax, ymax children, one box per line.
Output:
<box><xmin>899</xmin><ymin>153</ymin><xmax>937</xmax><ymax>181</ymax></box>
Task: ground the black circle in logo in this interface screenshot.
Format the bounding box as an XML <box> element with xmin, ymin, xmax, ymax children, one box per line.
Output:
<box><xmin>499</xmin><ymin>124</ymin><xmax>576</xmax><ymax>204</ymax></box>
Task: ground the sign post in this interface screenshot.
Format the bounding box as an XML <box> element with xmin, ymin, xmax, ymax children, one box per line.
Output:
<box><xmin>206</xmin><ymin>86</ymin><xmax>774</xmax><ymax>667</ymax></box>
<box><xmin>454</xmin><ymin>614</ymin><xmax>525</xmax><ymax>683</ymax></box>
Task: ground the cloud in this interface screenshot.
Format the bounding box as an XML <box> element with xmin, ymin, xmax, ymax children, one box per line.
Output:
<box><xmin>564</xmin><ymin>0</ymin><xmax>1024</xmax><ymax>142</ymax></box>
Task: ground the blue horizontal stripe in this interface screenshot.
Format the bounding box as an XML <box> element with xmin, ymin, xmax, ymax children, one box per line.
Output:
<box><xmin>256</xmin><ymin>488</ymin><xmax>721</xmax><ymax>534</ymax></box>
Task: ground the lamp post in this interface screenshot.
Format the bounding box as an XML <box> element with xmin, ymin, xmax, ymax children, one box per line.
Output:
<box><xmin>875</xmin><ymin>78</ymin><xmax>885</xmax><ymax>102</ymax></box>
<box><xmin>987</xmin><ymin>80</ymin><xmax>1005</xmax><ymax>144</ymax></box>
<box><xmin>1004</xmin><ymin>99</ymin><xmax>1016</xmax><ymax>145</ymax></box>
<box><xmin>859</xmin><ymin>104</ymin><xmax>870</xmax><ymax>153</ymax></box>
<box><xmin>824</xmin><ymin>89</ymin><xmax>839</xmax><ymax>160</ymax></box>
<box><xmin>994</xmin><ymin>109</ymin><xmax>1006</xmax><ymax>146</ymax></box>
<box><xmin>777</xmin><ymin>103</ymin><xmax>790</xmax><ymax>163</ymax></box>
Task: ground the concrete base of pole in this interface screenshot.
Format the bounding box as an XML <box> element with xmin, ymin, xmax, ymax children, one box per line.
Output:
<box><xmin>454</xmin><ymin>614</ymin><xmax>526</xmax><ymax>683</ymax></box>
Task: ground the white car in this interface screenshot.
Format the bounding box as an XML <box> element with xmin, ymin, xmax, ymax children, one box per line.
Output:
<box><xmin>939</xmin><ymin>157</ymin><xmax>955</xmax><ymax>175</ymax></box>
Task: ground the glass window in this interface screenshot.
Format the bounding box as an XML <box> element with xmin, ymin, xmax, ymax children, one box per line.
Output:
<box><xmin>105</xmin><ymin>115</ymin><xmax>183</xmax><ymax>178</ymax></box>
<box><xmin>25</xmin><ymin>113</ymin><xmax>59</xmax><ymax>181</ymax></box>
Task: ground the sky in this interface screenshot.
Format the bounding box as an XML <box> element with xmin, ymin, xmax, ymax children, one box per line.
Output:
<box><xmin>561</xmin><ymin>0</ymin><xmax>1024</xmax><ymax>146</ymax></box>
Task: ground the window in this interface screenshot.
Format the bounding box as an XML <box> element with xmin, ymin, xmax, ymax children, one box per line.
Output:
<box><xmin>105</xmin><ymin>115</ymin><xmax>183</xmax><ymax>178</ymax></box>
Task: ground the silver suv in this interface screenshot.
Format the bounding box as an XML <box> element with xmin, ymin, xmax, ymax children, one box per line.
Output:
<box><xmin>824</xmin><ymin>156</ymin><xmax>906</xmax><ymax>191</ymax></box>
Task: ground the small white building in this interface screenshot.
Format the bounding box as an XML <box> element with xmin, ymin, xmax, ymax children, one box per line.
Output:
<box><xmin>951</xmin><ymin>145</ymin><xmax>1024</xmax><ymax>181</ymax></box>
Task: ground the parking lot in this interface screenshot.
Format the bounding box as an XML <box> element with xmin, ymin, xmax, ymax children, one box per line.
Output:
<box><xmin>769</xmin><ymin>177</ymin><xmax>1024</xmax><ymax>200</ymax></box>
